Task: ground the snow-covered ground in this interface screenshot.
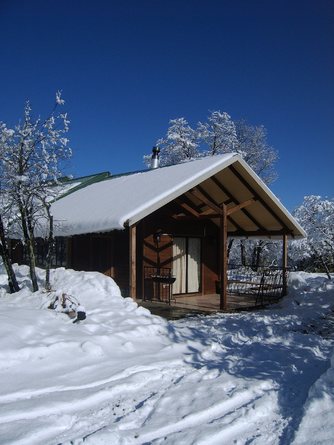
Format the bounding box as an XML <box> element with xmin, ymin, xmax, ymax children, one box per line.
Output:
<box><xmin>0</xmin><ymin>265</ymin><xmax>333</xmax><ymax>445</ymax></box>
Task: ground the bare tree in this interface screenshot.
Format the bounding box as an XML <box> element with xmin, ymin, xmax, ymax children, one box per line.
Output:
<box><xmin>0</xmin><ymin>92</ymin><xmax>71</xmax><ymax>291</ymax></box>
<box><xmin>0</xmin><ymin>125</ymin><xmax>20</xmax><ymax>292</ymax></box>
<box><xmin>144</xmin><ymin>118</ymin><xmax>200</xmax><ymax>167</ymax></box>
<box><xmin>197</xmin><ymin>111</ymin><xmax>238</xmax><ymax>156</ymax></box>
<box><xmin>235</xmin><ymin>120</ymin><xmax>278</xmax><ymax>185</ymax></box>
<box><xmin>291</xmin><ymin>195</ymin><xmax>334</xmax><ymax>278</ymax></box>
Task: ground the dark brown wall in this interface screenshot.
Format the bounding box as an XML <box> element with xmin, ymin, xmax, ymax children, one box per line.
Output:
<box><xmin>70</xmin><ymin>230</ymin><xmax>130</xmax><ymax>296</ymax></box>
<box><xmin>9</xmin><ymin>199</ymin><xmax>220</xmax><ymax>299</ymax></box>
<box><xmin>141</xmin><ymin>202</ymin><xmax>219</xmax><ymax>297</ymax></box>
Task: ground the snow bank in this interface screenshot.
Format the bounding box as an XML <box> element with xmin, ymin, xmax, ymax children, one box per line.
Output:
<box><xmin>293</xmin><ymin>349</ymin><xmax>334</xmax><ymax>445</ymax></box>
<box><xmin>0</xmin><ymin>266</ymin><xmax>333</xmax><ymax>444</ymax></box>
<box><xmin>0</xmin><ymin>265</ymin><xmax>183</xmax><ymax>445</ymax></box>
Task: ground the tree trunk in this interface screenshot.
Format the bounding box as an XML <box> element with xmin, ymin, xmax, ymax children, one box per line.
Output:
<box><xmin>19</xmin><ymin>204</ymin><xmax>38</xmax><ymax>292</ymax></box>
<box><xmin>240</xmin><ymin>240</ymin><xmax>246</xmax><ymax>266</ymax></box>
<box><xmin>0</xmin><ymin>215</ymin><xmax>20</xmax><ymax>293</ymax></box>
<box><xmin>45</xmin><ymin>210</ymin><xmax>54</xmax><ymax>291</ymax></box>
<box><xmin>320</xmin><ymin>256</ymin><xmax>331</xmax><ymax>280</ymax></box>
<box><xmin>27</xmin><ymin>215</ymin><xmax>38</xmax><ymax>292</ymax></box>
<box><xmin>227</xmin><ymin>238</ymin><xmax>234</xmax><ymax>260</ymax></box>
<box><xmin>311</xmin><ymin>243</ymin><xmax>331</xmax><ymax>280</ymax></box>
<box><xmin>252</xmin><ymin>241</ymin><xmax>264</xmax><ymax>271</ymax></box>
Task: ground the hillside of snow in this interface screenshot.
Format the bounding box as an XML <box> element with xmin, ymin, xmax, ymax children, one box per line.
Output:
<box><xmin>0</xmin><ymin>265</ymin><xmax>333</xmax><ymax>445</ymax></box>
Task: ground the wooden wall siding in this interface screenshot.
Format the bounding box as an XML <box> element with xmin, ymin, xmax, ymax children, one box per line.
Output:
<box><xmin>70</xmin><ymin>231</ymin><xmax>130</xmax><ymax>296</ymax></box>
<box><xmin>141</xmin><ymin>202</ymin><xmax>220</xmax><ymax>298</ymax></box>
<box><xmin>112</xmin><ymin>230</ymin><xmax>129</xmax><ymax>296</ymax></box>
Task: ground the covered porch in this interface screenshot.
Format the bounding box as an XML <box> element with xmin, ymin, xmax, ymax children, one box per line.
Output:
<box><xmin>137</xmin><ymin>264</ymin><xmax>287</xmax><ymax>318</ymax></box>
<box><xmin>128</xmin><ymin>158</ymin><xmax>300</xmax><ymax>313</ymax></box>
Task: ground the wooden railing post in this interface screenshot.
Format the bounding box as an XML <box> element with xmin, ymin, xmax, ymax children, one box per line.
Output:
<box><xmin>129</xmin><ymin>224</ymin><xmax>137</xmax><ymax>299</ymax></box>
<box><xmin>220</xmin><ymin>203</ymin><xmax>228</xmax><ymax>310</ymax></box>
<box><xmin>282</xmin><ymin>233</ymin><xmax>288</xmax><ymax>296</ymax></box>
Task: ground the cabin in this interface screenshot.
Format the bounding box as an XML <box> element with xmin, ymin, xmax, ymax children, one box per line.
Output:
<box><xmin>11</xmin><ymin>153</ymin><xmax>305</xmax><ymax>312</ymax></box>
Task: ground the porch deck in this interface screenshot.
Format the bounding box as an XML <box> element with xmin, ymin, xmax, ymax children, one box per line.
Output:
<box><xmin>137</xmin><ymin>293</ymin><xmax>270</xmax><ymax>320</ymax></box>
<box><xmin>140</xmin><ymin>265</ymin><xmax>285</xmax><ymax>319</ymax></box>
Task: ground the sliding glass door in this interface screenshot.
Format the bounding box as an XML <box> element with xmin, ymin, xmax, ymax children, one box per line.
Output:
<box><xmin>173</xmin><ymin>237</ymin><xmax>201</xmax><ymax>294</ymax></box>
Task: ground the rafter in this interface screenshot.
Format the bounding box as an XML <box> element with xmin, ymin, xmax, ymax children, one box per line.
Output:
<box><xmin>226</xmin><ymin>198</ymin><xmax>256</xmax><ymax>216</ymax></box>
<box><xmin>175</xmin><ymin>198</ymin><xmax>200</xmax><ymax>218</ymax></box>
<box><xmin>229</xmin><ymin>165</ymin><xmax>290</xmax><ymax>231</ymax></box>
<box><xmin>189</xmin><ymin>186</ymin><xmax>221</xmax><ymax>214</ymax></box>
<box><xmin>210</xmin><ymin>176</ymin><xmax>267</xmax><ymax>232</ymax></box>
<box><xmin>172</xmin><ymin>212</ymin><xmax>244</xmax><ymax>232</ymax></box>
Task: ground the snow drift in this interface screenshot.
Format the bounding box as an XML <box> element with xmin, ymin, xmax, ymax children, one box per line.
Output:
<box><xmin>0</xmin><ymin>265</ymin><xmax>333</xmax><ymax>444</ymax></box>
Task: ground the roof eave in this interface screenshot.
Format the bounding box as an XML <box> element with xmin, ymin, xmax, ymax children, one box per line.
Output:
<box><xmin>122</xmin><ymin>154</ymin><xmax>240</xmax><ymax>227</ymax></box>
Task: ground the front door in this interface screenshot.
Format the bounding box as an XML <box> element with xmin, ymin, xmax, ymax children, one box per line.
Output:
<box><xmin>172</xmin><ymin>237</ymin><xmax>201</xmax><ymax>294</ymax></box>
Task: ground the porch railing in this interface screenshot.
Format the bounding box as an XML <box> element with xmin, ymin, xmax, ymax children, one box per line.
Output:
<box><xmin>225</xmin><ymin>265</ymin><xmax>287</xmax><ymax>306</ymax></box>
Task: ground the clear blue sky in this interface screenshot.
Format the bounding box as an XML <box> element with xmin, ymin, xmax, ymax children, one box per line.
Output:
<box><xmin>1</xmin><ymin>0</ymin><xmax>333</xmax><ymax>211</ymax></box>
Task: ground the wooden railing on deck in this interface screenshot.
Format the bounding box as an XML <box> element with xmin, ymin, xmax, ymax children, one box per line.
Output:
<box><xmin>226</xmin><ymin>266</ymin><xmax>287</xmax><ymax>306</ymax></box>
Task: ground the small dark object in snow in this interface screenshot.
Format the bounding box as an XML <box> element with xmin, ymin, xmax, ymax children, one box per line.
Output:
<box><xmin>73</xmin><ymin>305</ymin><xmax>86</xmax><ymax>323</ymax></box>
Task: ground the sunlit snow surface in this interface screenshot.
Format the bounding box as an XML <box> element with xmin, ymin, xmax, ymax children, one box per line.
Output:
<box><xmin>0</xmin><ymin>266</ymin><xmax>333</xmax><ymax>444</ymax></box>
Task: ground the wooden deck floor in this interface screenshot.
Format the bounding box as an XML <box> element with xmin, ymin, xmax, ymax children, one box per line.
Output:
<box><xmin>137</xmin><ymin>293</ymin><xmax>263</xmax><ymax>320</ymax></box>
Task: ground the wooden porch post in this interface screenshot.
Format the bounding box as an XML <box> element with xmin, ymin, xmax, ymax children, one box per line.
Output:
<box><xmin>282</xmin><ymin>234</ymin><xmax>288</xmax><ymax>296</ymax></box>
<box><xmin>129</xmin><ymin>224</ymin><xmax>137</xmax><ymax>300</ymax></box>
<box><xmin>220</xmin><ymin>203</ymin><xmax>228</xmax><ymax>310</ymax></box>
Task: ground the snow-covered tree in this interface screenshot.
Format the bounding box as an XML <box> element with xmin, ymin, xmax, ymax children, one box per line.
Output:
<box><xmin>0</xmin><ymin>126</ymin><xmax>20</xmax><ymax>292</ymax></box>
<box><xmin>235</xmin><ymin>120</ymin><xmax>278</xmax><ymax>185</ymax></box>
<box><xmin>148</xmin><ymin>112</ymin><xmax>278</xmax><ymax>185</ymax></box>
<box><xmin>291</xmin><ymin>195</ymin><xmax>334</xmax><ymax>278</ymax></box>
<box><xmin>0</xmin><ymin>92</ymin><xmax>71</xmax><ymax>291</ymax></box>
<box><xmin>197</xmin><ymin>111</ymin><xmax>238</xmax><ymax>156</ymax></box>
<box><xmin>228</xmin><ymin>238</ymin><xmax>282</xmax><ymax>269</ymax></box>
<box><xmin>145</xmin><ymin>118</ymin><xmax>199</xmax><ymax>167</ymax></box>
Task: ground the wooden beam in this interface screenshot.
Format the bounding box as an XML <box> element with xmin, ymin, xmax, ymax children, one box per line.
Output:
<box><xmin>229</xmin><ymin>165</ymin><xmax>291</xmax><ymax>231</ymax></box>
<box><xmin>190</xmin><ymin>186</ymin><xmax>221</xmax><ymax>214</ymax></box>
<box><xmin>129</xmin><ymin>224</ymin><xmax>137</xmax><ymax>300</ymax></box>
<box><xmin>211</xmin><ymin>176</ymin><xmax>263</xmax><ymax>228</ymax></box>
<box><xmin>175</xmin><ymin>198</ymin><xmax>200</xmax><ymax>218</ymax></box>
<box><xmin>226</xmin><ymin>198</ymin><xmax>256</xmax><ymax>216</ymax></box>
<box><xmin>228</xmin><ymin>229</ymin><xmax>293</xmax><ymax>237</ymax></box>
<box><xmin>211</xmin><ymin>176</ymin><xmax>267</xmax><ymax>231</ymax></box>
<box><xmin>172</xmin><ymin>212</ymin><xmax>245</xmax><ymax>233</ymax></box>
<box><xmin>200</xmin><ymin>207</ymin><xmax>220</xmax><ymax>216</ymax></box>
<box><xmin>220</xmin><ymin>203</ymin><xmax>228</xmax><ymax>311</ymax></box>
<box><xmin>282</xmin><ymin>234</ymin><xmax>288</xmax><ymax>296</ymax></box>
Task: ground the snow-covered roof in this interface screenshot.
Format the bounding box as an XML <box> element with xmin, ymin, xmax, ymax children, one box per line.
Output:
<box><xmin>50</xmin><ymin>154</ymin><xmax>305</xmax><ymax>238</ymax></box>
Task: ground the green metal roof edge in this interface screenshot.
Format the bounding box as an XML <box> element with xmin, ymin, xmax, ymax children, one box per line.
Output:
<box><xmin>56</xmin><ymin>171</ymin><xmax>111</xmax><ymax>200</ymax></box>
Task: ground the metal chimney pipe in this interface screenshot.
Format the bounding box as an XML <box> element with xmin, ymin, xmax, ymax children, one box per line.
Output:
<box><xmin>151</xmin><ymin>146</ymin><xmax>160</xmax><ymax>169</ymax></box>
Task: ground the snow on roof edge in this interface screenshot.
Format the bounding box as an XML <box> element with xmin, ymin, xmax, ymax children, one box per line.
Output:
<box><xmin>235</xmin><ymin>157</ymin><xmax>306</xmax><ymax>238</ymax></box>
<box><xmin>120</xmin><ymin>153</ymin><xmax>238</xmax><ymax>227</ymax></box>
<box><xmin>123</xmin><ymin>153</ymin><xmax>305</xmax><ymax>239</ymax></box>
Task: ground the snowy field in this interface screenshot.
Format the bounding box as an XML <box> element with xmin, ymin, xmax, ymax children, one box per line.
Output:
<box><xmin>0</xmin><ymin>265</ymin><xmax>333</xmax><ymax>445</ymax></box>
